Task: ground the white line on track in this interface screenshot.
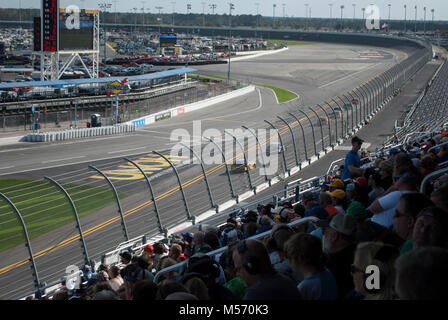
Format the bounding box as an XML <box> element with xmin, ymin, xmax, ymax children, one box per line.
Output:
<box><xmin>0</xmin><ymin>166</ymin><xmax>15</xmax><ymax>170</ymax></box>
<box><xmin>318</xmin><ymin>63</ymin><xmax>381</xmax><ymax>89</ymax></box>
<box><xmin>107</xmin><ymin>147</ymin><xmax>146</xmax><ymax>154</ymax></box>
<box><xmin>42</xmin><ymin>156</ymin><xmax>86</xmax><ymax>164</ymax></box>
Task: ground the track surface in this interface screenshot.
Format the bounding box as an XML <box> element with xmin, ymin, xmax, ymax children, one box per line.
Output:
<box><xmin>0</xmin><ymin>42</ymin><xmax>407</xmax><ymax>299</ymax></box>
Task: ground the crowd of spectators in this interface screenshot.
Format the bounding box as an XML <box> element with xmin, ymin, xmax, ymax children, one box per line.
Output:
<box><xmin>37</xmin><ymin>133</ymin><xmax>448</xmax><ymax>301</ymax></box>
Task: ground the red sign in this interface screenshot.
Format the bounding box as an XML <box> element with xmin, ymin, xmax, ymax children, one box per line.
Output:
<box><xmin>177</xmin><ymin>107</ymin><xmax>185</xmax><ymax>115</ymax></box>
<box><xmin>42</xmin><ymin>0</ymin><xmax>58</xmax><ymax>52</ymax></box>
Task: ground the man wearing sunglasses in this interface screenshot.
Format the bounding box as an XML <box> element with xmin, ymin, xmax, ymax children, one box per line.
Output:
<box><xmin>392</xmin><ymin>193</ymin><xmax>434</xmax><ymax>255</ymax></box>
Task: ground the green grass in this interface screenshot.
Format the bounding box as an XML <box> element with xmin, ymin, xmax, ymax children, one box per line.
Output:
<box><xmin>190</xmin><ymin>73</ymin><xmax>297</xmax><ymax>103</ymax></box>
<box><xmin>255</xmin><ymin>84</ymin><xmax>298</xmax><ymax>103</ymax></box>
<box><xmin>0</xmin><ymin>178</ymin><xmax>128</xmax><ymax>252</ymax></box>
<box><xmin>267</xmin><ymin>40</ymin><xmax>316</xmax><ymax>47</ymax></box>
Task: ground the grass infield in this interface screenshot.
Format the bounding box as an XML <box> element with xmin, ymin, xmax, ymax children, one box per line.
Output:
<box><xmin>0</xmin><ymin>178</ymin><xmax>128</xmax><ymax>253</ymax></box>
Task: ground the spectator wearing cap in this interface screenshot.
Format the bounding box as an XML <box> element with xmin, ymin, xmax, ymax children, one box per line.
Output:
<box><xmin>436</xmin><ymin>143</ymin><xmax>448</xmax><ymax>163</ymax></box>
<box><xmin>408</xmin><ymin>147</ymin><xmax>422</xmax><ymax>160</ymax></box>
<box><xmin>346</xmin><ymin>201</ymin><xmax>367</xmax><ymax>224</ymax></box>
<box><xmin>327</xmin><ymin>178</ymin><xmax>345</xmax><ymax>192</ymax></box>
<box><xmin>81</xmin><ymin>265</ymin><xmax>93</xmax><ymax>282</ymax></box>
<box><xmin>265</xmin><ymin>225</ymin><xmax>302</xmax><ymax>283</ymax></box>
<box><xmin>394</xmin><ymin>247</ymin><xmax>448</xmax><ymax>300</ymax></box>
<box><xmin>183</xmin><ymin>254</ymin><xmax>235</xmax><ymax>300</ymax></box>
<box><xmin>353</xmin><ymin>177</ymin><xmax>370</xmax><ymax>208</ymax></box>
<box><xmin>430</xmin><ymin>185</ymin><xmax>448</xmax><ymax>213</ymax></box>
<box><xmin>119</xmin><ymin>263</ymin><xmax>154</xmax><ymax>300</ymax></box>
<box><xmin>393</xmin><ymin>193</ymin><xmax>434</xmax><ymax>255</ymax></box>
<box><xmin>329</xmin><ymin>189</ymin><xmax>348</xmax><ymax>214</ymax></box>
<box><xmin>388</xmin><ymin>148</ymin><xmax>400</xmax><ymax>162</ymax></box>
<box><xmin>368</xmin><ymin>172</ymin><xmax>419</xmax><ymax>229</ymax></box>
<box><xmin>351</xmin><ymin>242</ymin><xmax>398</xmax><ymax>300</ymax></box>
<box><xmin>385</xmin><ymin>153</ymin><xmax>422</xmax><ymax>195</ymax></box>
<box><xmin>192</xmin><ymin>232</ymin><xmax>212</xmax><ymax>255</ymax></box>
<box><xmin>305</xmin><ymin>205</ymin><xmax>329</xmax><ymax>233</ymax></box>
<box><xmin>255</xmin><ymin>216</ymin><xmax>273</xmax><ymax>235</ymax></box>
<box><xmin>317</xmin><ymin>213</ymin><xmax>357</xmax><ymax>300</ymax></box>
<box><xmin>345</xmin><ymin>183</ymin><xmax>356</xmax><ymax>202</ymax></box>
<box><xmin>232</xmin><ymin>239</ymin><xmax>301</xmax><ymax>300</ymax></box>
<box><xmin>285</xmin><ymin>233</ymin><xmax>338</xmax><ymax>300</ymax></box>
<box><xmin>319</xmin><ymin>192</ymin><xmax>339</xmax><ymax>217</ymax></box>
<box><xmin>368</xmin><ymin>171</ymin><xmax>385</xmax><ymax>204</ymax></box>
<box><xmin>412</xmin><ymin>207</ymin><xmax>448</xmax><ymax>250</ymax></box>
<box><xmin>119</xmin><ymin>251</ymin><xmax>132</xmax><ymax>266</ymax></box>
<box><xmin>342</xmin><ymin>136</ymin><xmax>365</xmax><ymax>181</ymax></box>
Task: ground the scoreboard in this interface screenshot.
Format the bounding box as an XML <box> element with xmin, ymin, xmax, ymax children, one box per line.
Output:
<box><xmin>42</xmin><ymin>0</ymin><xmax>58</xmax><ymax>52</ymax></box>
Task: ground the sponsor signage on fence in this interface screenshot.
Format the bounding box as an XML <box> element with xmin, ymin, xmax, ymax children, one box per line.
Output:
<box><xmin>177</xmin><ymin>107</ymin><xmax>185</xmax><ymax>115</ymax></box>
<box><xmin>155</xmin><ymin>112</ymin><xmax>171</xmax><ymax>122</ymax></box>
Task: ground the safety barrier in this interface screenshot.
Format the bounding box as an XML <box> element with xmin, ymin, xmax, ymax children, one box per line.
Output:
<box><xmin>20</xmin><ymin>124</ymin><xmax>136</xmax><ymax>142</ymax></box>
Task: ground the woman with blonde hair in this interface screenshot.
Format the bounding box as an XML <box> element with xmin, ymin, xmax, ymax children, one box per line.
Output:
<box><xmin>350</xmin><ymin>242</ymin><xmax>399</xmax><ymax>300</ymax></box>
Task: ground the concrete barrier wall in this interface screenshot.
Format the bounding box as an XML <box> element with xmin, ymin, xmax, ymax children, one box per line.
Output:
<box><xmin>126</xmin><ymin>85</ymin><xmax>256</xmax><ymax>129</ymax></box>
<box><xmin>21</xmin><ymin>124</ymin><xmax>136</xmax><ymax>143</ymax></box>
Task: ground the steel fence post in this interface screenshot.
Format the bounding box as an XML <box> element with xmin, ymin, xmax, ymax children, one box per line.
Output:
<box><xmin>317</xmin><ymin>104</ymin><xmax>332</xmax><ymax>148</ymax></box>
<box><xmin>151</xmin><ymin>151</ymin><xmax>193</xmax><ymax>222</ymax></box>
<box><xmin>180</xmin><ymin>142</ymin><xmax>217</xmax><ymax>211</ymax></box>
<box><xmin>44</xmin><ymin>177</ymin><xmax>90</xmax><ymax>266</ymax></box>
<box><xmin>288</xmin><ymin>112</ymin><xmax>309</xmax><ymax>163</ymax></box>
<box><xmin>0</xmin><ymin>193</ymin><xmax>42</xmax><ymax>299</ymax></box>
<box><xmin>124</xmin><ymin>158</ymin><xmax>166</xmax><ymax>235</ymax></box>
<box><xmin>346</xmin><ymin>91</ymin><xmax>359</xmax><ymax>128</ymax></box>
<box><xmin>242</xmin><ymin>126</ymin><xmax>271</xmax><ymax>183</ymax></box>
<box><xmin>332</xmin><ymin>98</ymin><xmax>349</xmax><ymax>138</ymax></box>
<box><xmin>341</xmin><ymin>94</ymin><xmax>354</xmax><ymax>133</ymax></box>
<box><xmin>88</xmin><ymin>165</ymin><xmax>130</xmax><ymax>241</ymax></box>
<box><xmin>276</xmin><ymin>116</ymin><xmax>300</xmax><ymax>167</ymax></box>
<box><xmin>202</xmin><ymin>136</ymin><xmax>237</xmax><ymax>200</ymax></box>
<box><xmin>224</xmin><ymin>130</ymin><xmax>255</xmax><ymax>191</ymax></box>
<box><xmin>297</xmin><ymin>109</ymin><xmax>318</xmax><ymax>158</ymax></box>
<box><xmin>308</xmin><ymin>106</ymin><xmax>325</xmax><ymax>153</ymax></box>
<box><xmin>324</xmin><ymin>102</ymin><xmax>339</xmax><ymax>144</ymax></box>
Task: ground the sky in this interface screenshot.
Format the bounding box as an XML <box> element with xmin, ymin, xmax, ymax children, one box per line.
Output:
<box><xmin>1</xmin><ymin>0</ymin><xmax>447</xmax><ymax>21</ymax></box>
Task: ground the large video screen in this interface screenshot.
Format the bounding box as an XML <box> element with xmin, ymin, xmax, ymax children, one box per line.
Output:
<box><xmin>59</xmin><ymin>9</ymin><xmax>94</xmax><ymax>51</ymax></box>
<box><xmin>160</xmin><ymin>33</ymin><xmax>177</xmax><ymax>48</ymax></box>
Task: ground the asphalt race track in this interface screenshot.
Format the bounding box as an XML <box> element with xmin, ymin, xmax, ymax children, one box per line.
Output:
<box><xmin>0</xmin><ymin>42</ymin><xmax>409</xmax><ymax>299</ymax></box>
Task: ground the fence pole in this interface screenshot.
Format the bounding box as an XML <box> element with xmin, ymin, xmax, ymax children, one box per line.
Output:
<box><xmin>0</xmin><ymin>193</ymin><xmax>42</xmax><ymax>299</ymax></box>
<box><xmin>346</xmin><ymin>91</ymin><xmax>359</xmax><ymax>128</ymax></box>
<box><xmin>224</xmin><ymin>130</ymin><xmax>255</xmax><ymax>191</ymax></box>
<box><xmin>308</xmin><ymin>106</ymin><xmax>325</xmax><ymax>153</ymax></box>
<box><xmin>288</xmin><ymin>112</ymin><xmax>309</xmax><ymax>162</ymax></box>
<box><xmin>151</xmin><ymin>151</ymin><xmax>193</xmax><ymax>222</ymax></box>
<box><xmin>325</xmin><ymin>102</ymin><xmax>340</xmax><ymax>143</ymax></box>
<box><xmin>202</xmin><ymin>136</ymin><xmax>237</xmax><ymax>200</ymax></box>
<box><xmin>332</xmin><ymin>98</ymin><xmax>348</xmax><ymax>138</ymax></box>
<box><xmin>276</xmin><ymin>116</ymin><xmax>300</xmax><ymax>167</ymax></box>
<box><xmin>88</xmin><ymin>165</ymin><xmax>130</xmax><ymax>241</ymax></box>
<box><xmin>263</xmin><ymin>120</ymin><xmax>289</xmax><ymax>176</ymax></box>
<box><xmin>316</xmin><ymin>104</ymin><xmax>332</xmax><ymax>148</ymax></box>
<box><xmin>341</xmin><ymin>94</ymin><xmax>354</xmax><ymax>132</ymax></box>
<box><xmin>124</xmin><ymin>158</ymin><xmax>166</xmax><ymax>236</ymax></box>
<box><xmin>180</xmin><ymin>142</ymin><xmax>217</xmax><ymax>211</ymax></box>
<box><xmin>357</xmin><ymin>85</ymin><xmax>369</xmax><ymax>122</ymax></box>
<box><xmin>44</xmin><ymin>177</ymin><xmax>90</xmax><ymax>266</ymax></box>
<box><xmin>364</xmin><ymin>82</ymin><xmax>375</xmax><ymax>116</ymax></box>
<box><xmin>242</xmin><ymin>126</ymin><xmax>271</xmax><ymax>183</ymax></box>
<box><xmin>297</xmin><ymin>109</ymin><xmax>318</xmax><ymax>158</ymax></box>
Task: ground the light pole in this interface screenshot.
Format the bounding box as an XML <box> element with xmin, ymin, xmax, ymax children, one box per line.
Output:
<box><xmin>171</xmin><ymin>2</ymin><xmax>176</xmax><ymax>29</ymax></box>
<box><xmin>209</xmin><ymin>4</ymin><xmax>217</xmax><ymax>15</ymax></box>
<box><xmin>141</xmin><ymin>1</ymin><xmax>146</xmax><ymax>26</ymax></box>
<box><xmin>201</xmin><ymin>2</ymin><xmax>206</xmax><ymax>26</ymax></box>
<box><xmin>305</xmin><ymin>4</ymin><xmax>308</xmax><ymax>30</ymax></box>
<box><xmin>282</xmin><ymin>3</ymin><xmax>286</xmax><ymax>27</ymax></box>
<box><xmin>329</xmin><ymin>3</ymin><xmax>333</xmax><ymax>19</ymax></box>
<box><xmin>113</xmin><ymin>0</ymin><xmax>117</xmax><ymax>24</ymax></box>
<box><xmin>431</xmin><ymin>9</ymin><xmax>435</xmax><ymax>33</ymax></box>
<box><xmin>340</xmin><ymin>5</ymin><xmax>344</xmax><ymax>31</ymax></box>
<box><xmin>133</xmin><ymin>7</ymin><xmax>138</xmax><ymax>32</ymax></box>
<box><xmin>388</xmin><ymin>4</ymin><xmax>391</xmax><ymax>33</ymax></box>
<box><xmin>273</xmin><ymin>4</ymin><xmax>276</xmax><ymax>29</ymax></box>
<box><xmin>423</xmin><ymin>6</ymin><xmax>427</xmax><ymax>37</ymax></box>
<box><xmin>156</xmin><ymin>6</ymin><xmax>163</xmax><ymax>35</ymax></box>
<box><xmin>255</xmin><ymin>3</ymin><xmax>260</xmax><ymax>38</ymax></box>
<box><xmin>352</xmin><ymin>3</ymin><xmax>356</xmax><ymax>20</ymax></box>
<box><xmin>228</xmin><ymin>3</ymin><xmax>234</xmax><ymax>83</ymax></box>
<box><xmin>414</xmin><ymin>5</ymin><xmax>417</xmax><ymax>34</ymax></box>
<box><xmin>404</xmin><ymin>5</ymin><xmax>407</xmax><ymax>33</ymax></box>
<box><xmin>362</xmin><ymin>7</ymin><xmax>365</xmax><ymax>20</ymax></box>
